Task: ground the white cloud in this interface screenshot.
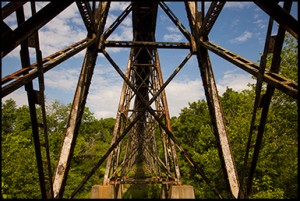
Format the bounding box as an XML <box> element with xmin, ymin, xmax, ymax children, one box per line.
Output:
<box><xmin>85</xmin><ymin>65</ymin><xmax>123</xmax><ymax>118</ymax></box>
<box><xmin>87</xmin><ymin>84</ymin><xmax>122</xmax><ymax>119</ymax></box>
<box><xmin>108</xmin><ymin>26</ymin><xmax>132</xmax><ymax>41</ymax></box>
<box><xmin>231</xmin><ymin>18</ymin><xmax>240</xmax><ymax>27</ymax></box>
<box><xmin>165</xmin><ymin>79</ymin><xmax>204</xmax><ymax>117</ymax></box>
<box><xmin>110</xmin><ymin>2</ymin><xmax>131</xmax><ymax>11</ymax></box>
<box><xmin>224</xmin><ymin>2</ymin><xmax>252</xmax><ymax>9</ymax></box>
<box><xmin>44</xmin><ymin>68</ymin><xmax>80</xmax><ymax>91</ymax></box>
<box><xmin>166</xmin><ymin>26</ymin><xmax>180</xmax><ymax>33</ymax></box>
<box><xmin>163</xmin><ymin>24</ymin><xmax>184</xmax><ymax>42</ymax></box>
<box><xmin>4</xmin><ymin>2</ymin><xmax>87</xmax><ymax>59</ymax></box>
<box><xmin>217</xmin><ymin>70</ymin><xmax>256</xmax><ymax>94</ymax></box>
<box><xmin>2</xmin><ymin>67</ymin><xmax>257</xmax><ymax>120</ymax></box>
<box><xmin>230</xmin><ymin>31</ymin><xmax>253</xmax><ymax>44</ymax></box>
<box><xmin>163</xmin><ymin>34</ymin><xmax>183</xmax><ymax>42</ymax></box>
<box><xmin>2</xmin><ymin>88</ymin><xmax>28</xmax><ymax>107</ymax></box>
<box><xmin>254</xmin><ymin>19</ymin><xmax>266</xmax><ymax>29</ymax></box>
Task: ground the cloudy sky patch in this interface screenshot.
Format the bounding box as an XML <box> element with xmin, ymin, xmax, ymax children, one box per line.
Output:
<box><xmin>230</xmin><ymin>31</ymin><xmax>253</xmax><ymax>44</ymax></box>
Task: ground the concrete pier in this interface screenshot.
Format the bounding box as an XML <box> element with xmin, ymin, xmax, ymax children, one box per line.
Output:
<box><xmin>168</xmin><ymin>185</ymin><xmax>195</xmax><ymax>199</ymax></box>
<box><xmin>91</xmin><ymin>184</ymin><xmax>122</xmax><ymax>198</ymax></box>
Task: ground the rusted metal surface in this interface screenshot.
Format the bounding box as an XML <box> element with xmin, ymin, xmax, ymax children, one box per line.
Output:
<box><xmin>185</xmin><ymin>2</ymin><xmax>240</xmax><ymax>198</ymax></box>
<box><xmin>104</xmin><ymin>40</ymin><xmax>190</xmax><ymax>49</ymax></box>
<box><xmin>1</xmin><ymin>37</ymin><xmax>95</xmax><ymax>98</ymax></box>
<box><xmin>240</xmin><ymin>16</ymin><xmax>274</xmax><ymax>199</ymax></box>
<box><xmin>245</xmin><ymin>2</ymin><xmax>293</xmax><ymax>197</ymax></box>
<box><xmin>102</xmin><ymin>2</ymin><xmax>183</xmax><ymax>193</ymax></box>
<box><xmin>200</xmin><ymin>40</ymin><xmax>298</xmax><ymax>99</ymax></box>
<box><xmin>253</xmin><ymin>1</ymin><xmax>298</xmax><ymax>39</ymax></box>
<box><xmin>16</xmin><ymin>2</ymin><xmax>53</xmax><ymax>199</ymax></box>
<box><xmin>200</xmin><ymin>1</ymin><xmax>225</xmax><ymax>36</ymax></box>
<box><xmin>76</xmin><ymin>1</ymin><xmax>96</xmax><ymax>37</ymax></box>
<box><xmin>1</xmin><ymin>1</ymin><xmax>73</xmax><ymax>58</ymax></box>
<box><xmin>1</xmin><ymin>1</ymin><xmax>27</xmax><ymax>20</ymax></box>
<box><xmin>52</xmin><ymin>2</ymin><xmax>110</xmax><ymax>198</ymax></box>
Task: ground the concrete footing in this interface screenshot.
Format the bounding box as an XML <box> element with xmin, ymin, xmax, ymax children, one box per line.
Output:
<box><xmin>91</xmin><ymin>184</ymin><xmax>122</xmax><ymax>198</ymax></box>
<box><xmin>168</xmin><ymin>185</ymin><xmax>195</xmax><ymax>199</ymax></box>
<box><xmin>91</xmin><ymin>184</ymin><xmax>195</xmax><ymax>199</ymax></box>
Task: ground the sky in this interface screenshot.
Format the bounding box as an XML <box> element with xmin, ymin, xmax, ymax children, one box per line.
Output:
<box><xmin>1</xmin><ymin>1</ymin><xmax>298</xmax><ymax>119</ymax></box>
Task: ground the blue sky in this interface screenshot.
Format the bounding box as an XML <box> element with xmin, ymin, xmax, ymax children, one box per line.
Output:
<box><xmin>2</xmin><ymin>1</ymin><xmax>298</xmax><ymax>119</ymax></box>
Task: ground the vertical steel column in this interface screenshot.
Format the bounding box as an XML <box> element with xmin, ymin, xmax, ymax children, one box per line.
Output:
<box><xmin>52</xmin><ymin>2</ymin><xmax>110</xmax><ymax>198</ymax></box>
<box><xmin>103</xmin><ymin>50</ymin><xmax>134</xmax><ymax>185</ymax></box>
<box><xmin>245</xmin><ymin>1</ymin><xmax>292</xmax><ymax>197</ymax></box>
<box><xmin>240</xmin><ymin>16</ymin><xmax>274</xmax><ymax>198</ymax></box>
<box><xmin>154</xmin><ymin>49</ymin><xmax>181</xmax><ymax>183</ymax></box>
<box><xmin>185</xmin><ymin>2</ymin><xmax>240</xmax><ymax>198</ymax></box>
<box><xmin>16</xmin><ymin>4</ymin><xmax>53</xmax><ymax>199</ymax></box>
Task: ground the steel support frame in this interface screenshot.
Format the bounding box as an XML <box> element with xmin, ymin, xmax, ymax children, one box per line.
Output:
<box><xmin>102</xmin><ymin>45</ymin><xmax>182</xmax><ymax>187</ymax></box>
<box><xmin>1</xmin><ymin>1</ymin><xmax>73</xmax><ymax>58</ymax></box>
<box><xmin>102</xmin><ymin>49</ymin><xmax>223</xmax><ymax>198</ymax></box>
<box><xmin>185</xmin><ymin>1</ymin><xmax>240</xmax><ymax>199</ymax></box>
<box><xmin>245</xmin><ymin>1</ymin><xmax>293</xmax><ymax>197</ymax></box>
<box><xmin>199</xmin><ymin>41</ymin><xmax>298</xmax><ymax>99</ymax></box>
<box><xmin>16</xmin><ymin>3</ymin><xmax>53</xmax><ymax>199</ymax></box>
<box><xmin>52</xmin><ymin>2</ymin><xmax>110</xmax><ymax>198</ymax></box>
<box><xmin>253</xmin><ymin>0</ymin><xmax>298</xmax><ymax>39</ymax></box>
<box><xmin>1</xmin><ymin>37</ymin><xmax>95</xmax><ymax>98</ymax></box>
<box><xmin>103</xmin><ymin>1</ymin><xmax>183</xmax><ymax>189</ymax></box>
<box><xmin>240</xmin><ymin>16</ymin><xmax>274</xmax><ymax>199</ymax></box>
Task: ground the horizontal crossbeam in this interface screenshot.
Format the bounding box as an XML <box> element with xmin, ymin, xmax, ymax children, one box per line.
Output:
<box><xmin>1</xmin><ymin>37</ymin><xmax>95</xmax><ymax>98</ymax></box>
<box><xmin>104</xmin><ymin>40</ymin><xmax>190</xmax><ymax>49</ymax></box>
<box><xmin>1</xmin><ymin>1</ymin><xmax>73</xmax><ymax>58</ymax></box>
<box><xmin>200</xmin><ymin>40</ymin><xmax>298</xmax><ymax>99</ymax></box>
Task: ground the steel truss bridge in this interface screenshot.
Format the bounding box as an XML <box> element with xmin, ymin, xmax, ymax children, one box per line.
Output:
<box><xmin>1</xmin><ymin>1</ymin><xmax>298</xmax><ymax>199</ymax></box>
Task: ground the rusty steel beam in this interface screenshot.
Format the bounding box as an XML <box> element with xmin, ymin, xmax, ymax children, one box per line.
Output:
<box><xmin>30</xmin><ymin>2</ymin><xmax>54</xmax><ymax>198</ymax></box>
<box><xmin>154</xmin><ymin>49</ymin><xmax>181</xmax><ymax>183</ymax></box>
<box><xmin>76</xmin><ymin>1</ymin><xmax>96</xmax><ymax>37</ymax></box>
<box><xmin>102</xmin><ymin>1</ymin><xmax>183</xmax><ymax>190</ymax></box>
<box><xmin>240</xmin><ymin>16</ymin><xmax>274</xmax><ymax>198</ymax></box>
<box><xmin>246</xmin><ymin>2</ymin><xmax>292</xmax><ymax>197</ymax></box>
<box><xmin>102</xmin><ymin>50</ymin><xmax>134</xmax><ymax>185</ymax></box>
<box><xmin>104</xmin><ymin>40</ymin><xmax>190</xmax><ymax>49</ymax></box>
<box><xmin>52</xmin><ymin>44</ymin><xmax>98</xmax><ymax>198</ymax></box>
<box><xmin>254</xmin><ymin>1</ymin><xmax>298</xmax><ymax>39</ymax></box>
<box><xmin>1</xmin><ymin>37</ymin><xmax>95</xmax><ymax>98</ymax></box>
<box><xmin>16</xmin><ymin>5</ymin><xmax>51</xmax><ymax>199</ymax></box>
<box><xmin>200</xmin><ymin>1</ymin><xmax>225</xmax><ymax>36</ymax></box>
<box><xmin>158</xmin><ymin>1</ymin><xmax>191</xmax><ymax>41</ymax></box>
<box><xmin>102</xmin><ymin>49</ymin><xmax>223</xmax><ymax>198</ymax></box>
<box><xmin>52</xmin><ymin>2</ymin><xmax>110</xmax><ymax>198</ymax></box>
<box><xmin>186</xmin><ymin>2</ymin><xmax>240</xmax><ymax>198</ymax></box>
<box><xmin>1</xmin><ymin>1</ymin><xmax>73</xmax><ymax>58</ymax></box>
<box><xmin>1</xmin><ymin>1</ymin><xmax>27</xmax><ymax>20</ymax></box>
<box><xmin>103</xmin><ymin>3</ymin><xmax>132</xmax><ymax>40</ymax></box>
<box><xmin>200</xmin><ymin>40</ymin><xmax>298</xmax><ymax>99</ymax></box>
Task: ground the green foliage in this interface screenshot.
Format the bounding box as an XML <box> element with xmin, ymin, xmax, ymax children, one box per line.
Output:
<box><xmin>1</xmin><ymin>99</ymin><xmax>115</xmax><ymax>199</ymax></box>
<box><xmin>171</xmin><ymin>32</ymin><xmax>298</xmax><ymax>199</ymax></box>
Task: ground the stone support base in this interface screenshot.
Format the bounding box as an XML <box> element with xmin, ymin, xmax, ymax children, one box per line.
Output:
<box><xmin>168</xmin><ymin>185</ymin><xmax>195</xmax><ymax>199</ymax></box>
<box><xmin>91</xmin><ymin>184</ymin><xmax>122</xmax><ymax>198</ymax></box>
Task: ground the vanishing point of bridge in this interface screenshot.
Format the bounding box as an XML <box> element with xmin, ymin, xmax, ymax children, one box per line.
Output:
<box><xmin>1</xmin><ymin>1</ymin><xmax>298</xmax><ymax>199</ymax></box>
